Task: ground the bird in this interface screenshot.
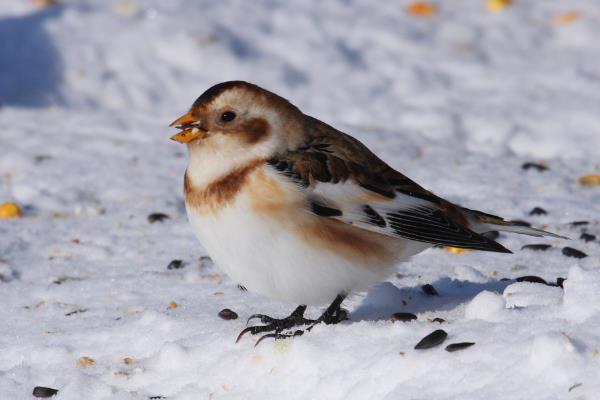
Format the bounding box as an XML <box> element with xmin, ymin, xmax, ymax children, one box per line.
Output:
<box><xmin>170</xmin><ymin>81</ymin><xmax>563</xmax><ymax>344</ymax></box>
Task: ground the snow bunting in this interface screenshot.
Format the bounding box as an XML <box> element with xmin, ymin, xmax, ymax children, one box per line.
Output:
<box><xmin>170</xmin><ymin>81</ymin><xmax>562</xmax><ymax>343</ymax></box>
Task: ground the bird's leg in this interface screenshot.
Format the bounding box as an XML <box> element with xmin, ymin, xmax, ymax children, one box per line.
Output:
<box><xmin>236</xmin><ymin>305</ymin><xmax>315</xmax><ymax>343</ymax></box>
<box><xmin>315</xmin><ymin>294</ymin><xmax>347</xmax><ymax>325</ymax></box>
<box><xmin>241</xmin><ymin>294</ymin><xmax>348</xmax><ymax>346</ymax></box>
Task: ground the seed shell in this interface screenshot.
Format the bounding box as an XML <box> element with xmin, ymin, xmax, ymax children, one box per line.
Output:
<box><xmin>414</xmin><ymin>329</ymin><xmax>448</xmax><ymax>350</ymax></box>
<box><xmin>445</xmin><ymin>342</ymin><xmax>475</xmax><ymax>352</ymax></box>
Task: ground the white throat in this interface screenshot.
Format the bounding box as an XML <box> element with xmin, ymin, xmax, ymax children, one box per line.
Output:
<box><xmin>186</xmin><ymin>133</ymin><xmax>279</xmax><ymax>188</ymax></box>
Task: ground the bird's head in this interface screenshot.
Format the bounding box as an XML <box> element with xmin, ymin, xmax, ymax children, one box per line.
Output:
<box><xmin>170</xmin><ymin>81</ymin><xmax>303</xmax><ymax>160</ymax></box>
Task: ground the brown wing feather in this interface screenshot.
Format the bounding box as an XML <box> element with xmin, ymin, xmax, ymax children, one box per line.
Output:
<box><xmin>275</xmin><ymin>115</ymin><xmax>450</xmax><ymax>208</ymax></box>
<box><xmin>267</xmin><ymin>115</ymin><xmax>511</xmax><ymax>253</ymax></box>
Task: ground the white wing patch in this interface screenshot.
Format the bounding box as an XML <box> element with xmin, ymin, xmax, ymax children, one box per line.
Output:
<box><xmin>308</xmin><ymin>182</ymin><xmax>512</xmax><ymax>253</ymax></box>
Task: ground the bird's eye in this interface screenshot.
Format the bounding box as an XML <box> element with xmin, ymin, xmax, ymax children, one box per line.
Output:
<box><xmin>221</xmin><ymin>111</ymin><xmax>236</xmax><ymax>123</ymax></box>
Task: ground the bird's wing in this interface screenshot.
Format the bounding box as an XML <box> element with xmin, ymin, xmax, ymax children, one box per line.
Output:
<box><xmin>268</xmin><ymin>115</ymin><xmax>511</xmax><ymax>253</ymax></box>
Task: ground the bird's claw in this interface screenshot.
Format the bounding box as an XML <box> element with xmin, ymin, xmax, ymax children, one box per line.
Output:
<box><xmin>246</xmin><ymin>314</ymin><xmax>275</xmax><ymax>326</ymax></box>
<box><xmin>254</xmin><ymin>330</ymin><xmax>305</xmax><ymax>347</ymax></box>
<box><xmin>236</xmin><ymin>324</ymin><xmax>277</xmax><ymax>343</ymax></box>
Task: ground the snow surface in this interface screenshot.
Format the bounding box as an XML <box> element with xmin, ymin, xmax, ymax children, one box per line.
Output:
<box><xmin>1</xmin><ymin>0</ymin><xmax>600</xmax><ymax>399</ymax></box>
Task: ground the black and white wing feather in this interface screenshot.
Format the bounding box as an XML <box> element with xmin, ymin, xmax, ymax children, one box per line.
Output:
<box><xmin>267</xmin><ymin>115</ymin><xmax>561</xmax><ymax>253</ymax></box>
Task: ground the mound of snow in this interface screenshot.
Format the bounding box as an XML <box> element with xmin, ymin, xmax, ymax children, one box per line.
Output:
<box><xmin>563</xmin><ymin>265</ymin><xmax>600</xmax><ymax>323</ymax></box>
<box><xmin>464</xmin><ymin>290</ymin><xmax>506</xmax><ymax>321</ymax></box>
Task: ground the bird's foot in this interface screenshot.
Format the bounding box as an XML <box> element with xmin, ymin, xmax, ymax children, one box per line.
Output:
<box><xmin>236</xmin><ymin>305</ymin><xmax>314</xmax><ymax>344</ymax></box>
<box><xmin>254</xmin><ymin>306</ymin><xmax>348</xmax><ymax>346</ymax></box>
<box><xmin>237</xmin><ymin>295</ymin><xmax>349</xmax><ymax>346</ymax></box>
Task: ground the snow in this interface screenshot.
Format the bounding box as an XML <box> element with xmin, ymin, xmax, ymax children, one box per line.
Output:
<box><xmin>464</xmin><ymin>290</ymin><xmax>506</xmax><ymax>322</ymax></box>
<box><xmin>563</xmin><ymin>265</ymin><xmax>600</xmax><ymax>323</ymax></box>
<box><xmin>1</xmin><ymin>0</ymin><xmax>600</xmax><ymax>399</ymax></box>
<box><xmin>503</xmin><ymin>281</ymin><xmax>563</xmax><ymax>308</ymax></box>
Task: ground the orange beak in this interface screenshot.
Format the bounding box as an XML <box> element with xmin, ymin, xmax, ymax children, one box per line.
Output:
<box><xmin>169</xmin><ymin>112</ymin><xmax>207</xmax><ymax>143</ymax></box>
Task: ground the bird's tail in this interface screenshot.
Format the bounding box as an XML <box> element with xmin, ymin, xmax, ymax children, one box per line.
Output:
<box><xmin>462</xmin><ymin>207</ymin><xmax>568</xmax><ymax>239</ymax></box>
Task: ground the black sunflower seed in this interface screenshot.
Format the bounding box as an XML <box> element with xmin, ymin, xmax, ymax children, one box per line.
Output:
<box><xmin>521</xmin><ymin>244</ymin><xmax>552</xmax><ymax>251</ymax></box>
<box><xmin>167</xmin><ymin>260</ymin><xmax>184</xmax><ymax>270</ymax></box>
<box><xmin>516</xmin><ymin>275</ymin><xmax>547</xmax><ymax>285</ymax></box>
<box><xmin>580</xmin><ymin>233</ymin><xmax>596</xmax><ymax>242</ymax></box>
<box><xmin>570</xmin><ymin>221</ymin><xmax>589</xmax><ymax>227</ymax></box>
<box><xmin>522</xmin><ymin>162</ymin><xmax>548</xmax><ymax>172</ymax></box>
<box><xmin>390</xmin><ymin>312</ymin><xmax>417</xmax><ymax>322</ymax></box>
<box><xmin>34</xmin><ymin>154</ymin><xmax>52</xmax><ymax>164</ymax></box>
<box><xmin>32</xmin><ymin>387</ymin><xmax>58</xmax><ymax>398</ymax></box>
<box><xmin>147</xmin><ymin>213</ymin><xmax>170</xmax><ymax>223</ymax></box>
<box><xmin>562</xmin><ymin>247</ymin><xmax>587</xmax><ymax>259</ymax></box>
<box><xmin>421</xmin><ymin>284</ymin><xmax>439</xmax><ymax>296</ymax></box>
<box><xmin>65</xmin><ymin>308</ymin><xmax>88</xmax><ymax>316</ymax></box>
<box><xmin>414</xmin><ymin>329</ymin><xmax>448</xmax><ymax>350</ymax></box>
<box><xmin>218</xmin><ymin>308</ymin><xmax>238</xmax><ymax>320</ymax></box>
<box><xmin>445</xmin><ymin>342</ymin><xmax>475</xmax><ymax>352</ymax></box>
<box><xmin>568</xmin><ymin>383</ymin><xmax>583</xmax><ymax>393</ymax></box>
<box><xmin>529</xmin><ymin>207</ymin><xmax>547</xmax><ymax>216</ymax></box>
<box><xmin>430</xmin><ymin>317</ymin><xmax>446</xmax><ymax>323</ymax></box>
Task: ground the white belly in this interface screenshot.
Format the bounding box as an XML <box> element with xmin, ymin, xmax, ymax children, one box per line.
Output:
<box><xmin>186</xmin><ymin>192</ymin><xmax>427</xmax><ymax>305</ymax></box>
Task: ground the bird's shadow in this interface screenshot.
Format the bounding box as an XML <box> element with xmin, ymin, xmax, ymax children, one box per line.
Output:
<box><xmin>350</xmin><ymin>278</ymin><xmax>511</xmax><ymax>322</ymax></box>
<box><xmin>0</xmin><ymin>5</ymin><xmax>64</xmax><ymax>107</ymax></box>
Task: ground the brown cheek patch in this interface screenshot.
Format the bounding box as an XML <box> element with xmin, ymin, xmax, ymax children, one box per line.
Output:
<box><xmin>184</xmin><ymin>160</ymin><xmax>263</xmax><ymax>214</ymax></box>
<box><xmin>237</xmin><ymin>117</ymin><xmax>270</xmax><ymax>144</ymax></box>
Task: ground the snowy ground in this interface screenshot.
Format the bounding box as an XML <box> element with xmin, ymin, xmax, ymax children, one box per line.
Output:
<box><xmin>1</xmin><ymin>0</ymin><xmax>600</xmax><ymax>399</ymax></box>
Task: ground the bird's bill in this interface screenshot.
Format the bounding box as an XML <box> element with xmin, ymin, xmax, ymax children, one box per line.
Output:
<box><xmin>170</xmin><ymin>127</ymin><xmax>206</xmax><ymax>143</ymax></box>
<box><xmin>169</xmin><ymin>112</ymin><xmax>207</xmax><ymax>143</ymax></box>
